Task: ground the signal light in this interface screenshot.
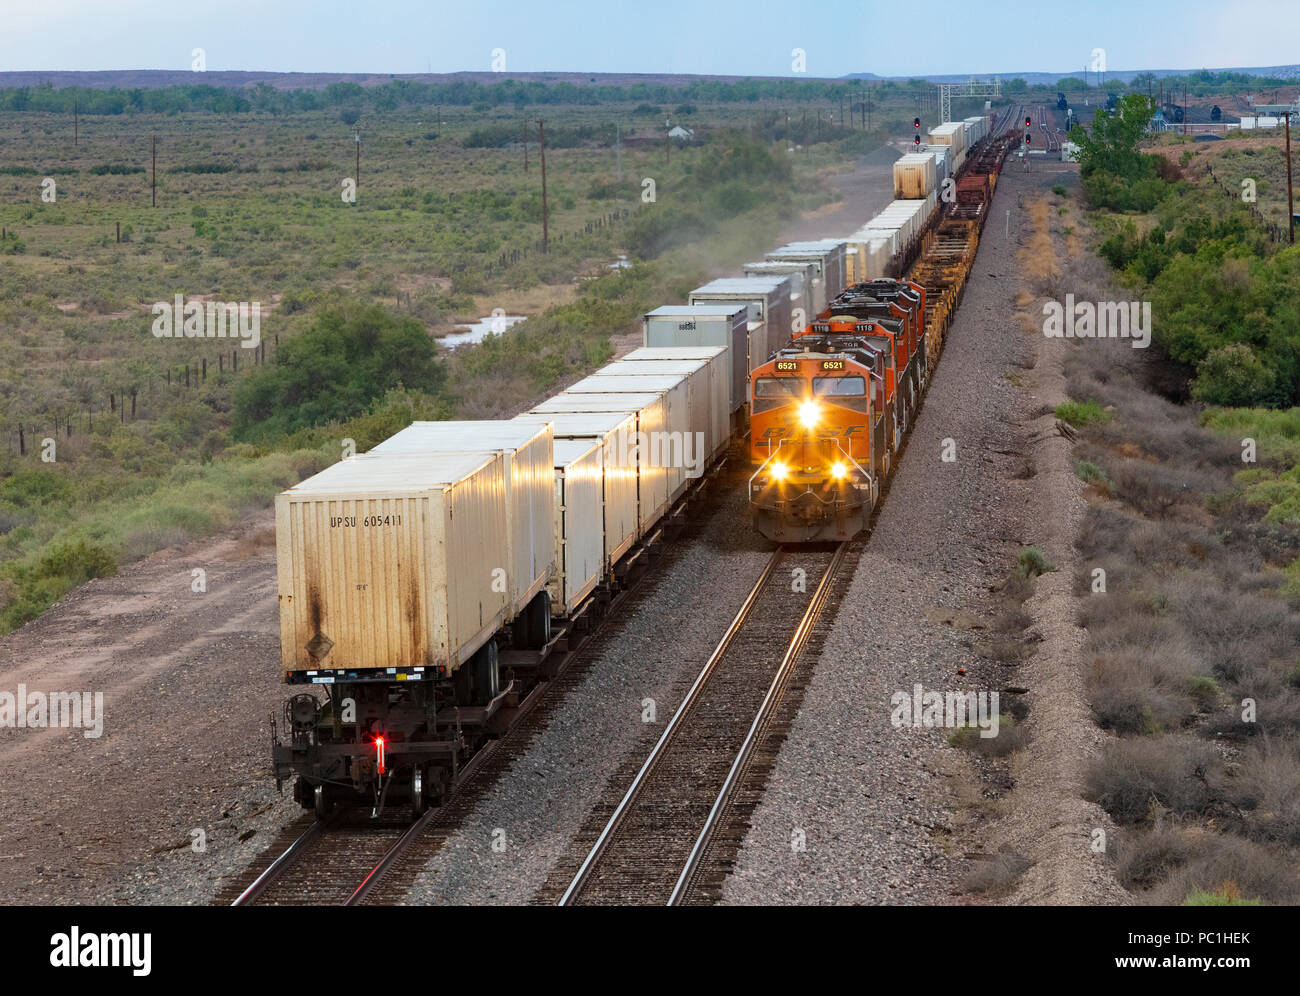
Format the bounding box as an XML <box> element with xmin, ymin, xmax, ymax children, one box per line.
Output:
<box><xmin>913</xmin><ymin>117</ymin><xmax>921</xmax><ymax>129</ymax></box>
<box><xmin>1025</xmin><ymin>116</ymin><xmax>1032</xmax><ymax>128</ymax></box>
<box><xmin>374</xmin><ymin>735</ymin><xmax>386</xmax><ymax>775</ymax></box>
<box><xmin>914</xmin><ymin>135</ymin><xmax>921</xmax><ymax>146</ymax></box>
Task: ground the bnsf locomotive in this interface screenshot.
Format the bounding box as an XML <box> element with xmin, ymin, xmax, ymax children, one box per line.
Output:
<box><xmin>749</xmin><ymin>279</ymin><xmax>928</xmax><ymax>542</ymax></box>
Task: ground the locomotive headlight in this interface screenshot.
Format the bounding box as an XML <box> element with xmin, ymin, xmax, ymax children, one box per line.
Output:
<box><xmin>770</xmin><ymin>462</ymin><xmax>789</xmax><ymax>482</ymax></box>
<box><xmin>831</xmin><ymin>461</ymin><xmax>848</xmax><ymax>480</ymax></box>
<box><xmin>797</xmin><ymin>400</ymin><xmax>821</xmax><ymax>429</ymax></box>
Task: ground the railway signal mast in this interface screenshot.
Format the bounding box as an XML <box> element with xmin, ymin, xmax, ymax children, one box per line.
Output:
<box><xmin>936</xmin><ymin>77</ymin><xmax>1001</xmax><ymax>125</ymax></box>
<box><xmin>914</xmin><ymin>116</ymin><xmax>922</xmax><ymax>146</ymax></box>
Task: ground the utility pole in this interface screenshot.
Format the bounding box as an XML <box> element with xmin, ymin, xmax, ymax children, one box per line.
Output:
<box><xmin>523</xmin><ymin>120</ymin><xmax>529</xmax><ymax>172</ymax></box>
<box><xmin>355</xmin><ymin>133</ymin><xmax>361</xmax><ymax>201</ymax></box>
<box><xmin>537</xmin><ymin>119</ymin><xmax>548</xmax><ymax>251</ymax></box>
<box><xmin>615</xmin><ymin>122</ymin><xmax>622</xmax><ymax>181</ymax></box>
<box><xmin>151</xmin><ymin>134</ymin><xmax>156</xmax><ymax>207</ymax></box>
<box><xmin>1285</xmin><ymin>111</ymin><xmax>1295</xmax><ymax>244</ymax></box>
<box><xmin>74</xmin><ymin>101</ymin><xmax>78</xmax><ymax>146</ymax></box>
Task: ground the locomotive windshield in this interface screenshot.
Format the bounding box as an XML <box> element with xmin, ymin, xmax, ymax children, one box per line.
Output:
<box><xmin>754</xmin><ymin>377</ymin><xmax>807</xmax><ymax>398</ymax></box>
<box><xmin>813</xmin><ymin>376</ymin><xmax>867</xmax><ymax>396</ymax></box>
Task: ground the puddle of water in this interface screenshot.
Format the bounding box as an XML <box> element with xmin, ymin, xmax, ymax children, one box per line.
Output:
<box><xmin>438</xmin><ymin>314</ymin><xmax>527</xmax><ymax>349</ymax></box>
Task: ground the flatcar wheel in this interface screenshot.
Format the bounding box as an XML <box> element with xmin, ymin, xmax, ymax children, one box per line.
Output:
<box><xmin>410</xmin><ymin>767</ymin><xmax>426</xmax><ymax>820</ymax></box>
<box><xmin>478</xmin><ymin>641</ymin><xmax>500</xmax><ymax>702</ymax></box>
<box><xmin>314</xmin><ymin>784</ymin><xmax>331</xmax><ymax>820</ymax></box>
<box><xmin>527</xmin><ymin>591</ymin><xmax>552</xmax><ymax>649</ymax></box>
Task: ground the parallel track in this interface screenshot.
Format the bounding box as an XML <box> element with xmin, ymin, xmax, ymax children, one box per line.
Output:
<box><xmin>554</xmin><ymin>542</ymin><xmax>848</xmax><ymax>906</ymax></box>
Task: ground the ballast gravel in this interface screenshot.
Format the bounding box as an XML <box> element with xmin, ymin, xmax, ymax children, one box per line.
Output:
<box><xmin>401</xmin><ymin>480</ymin><xmax>773</xmax><ymax>904</ymax></box>
<box><xmin>721</xmin><ymin>162</ymin><xmax>1071</xmax><ymax>905</ymax></box>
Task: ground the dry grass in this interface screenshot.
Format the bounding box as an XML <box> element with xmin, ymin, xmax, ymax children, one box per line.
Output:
<box><xmin>1018</xmin><ymin>197</ymin><xmax>1058</xmax><ymax>289</ymax></box>
<box><xmin>961</xmin><ymin>848</ymin><xmax>1033</xmax><ymax>896</ymax></box>
<box><xmin>1055</xmin><ymin>195</ymin><xmax>1300</xmax><ymax>903</ymax></box>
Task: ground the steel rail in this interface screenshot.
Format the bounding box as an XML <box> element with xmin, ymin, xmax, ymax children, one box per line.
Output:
<box><xmin>556</xmin><ymin>547</ymin><xmax>784</xmax><ymax>906</ymax></box>
<box><xmin>230</xmin><ymin>814</ymin><xmax>334</xmax><ymax>906</ymax></box>
<box><xmin>667</xmin><ymin>541</ymin><xmax>847</xmax><ymax>905</ymax></box>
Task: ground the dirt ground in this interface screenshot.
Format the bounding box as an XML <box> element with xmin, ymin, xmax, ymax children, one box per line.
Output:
<box><xmin>0</xmin><ymin>518</ymin><xmax>296</xmax><ymax>904</ymax></box>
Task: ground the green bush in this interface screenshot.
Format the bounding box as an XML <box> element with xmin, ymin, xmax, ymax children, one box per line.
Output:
<box><xmin>233</xmin><ymin>304</ymin><xmax>445</xmax><ymax>440</ymax></box>
<box><xmin>1016</xmin><ymin>547</ymin><xmax>1056</xmax><ymax>579</ymax></box>
<box><xmin>1191</xmin><ymin>343</ymin><xmax>1276</xmax><ymax>407</ymax></box>
<box><xmin>1055</xmin><ymin>399</ymin><xmax>1112</xmax><ymax>427</ymax></box>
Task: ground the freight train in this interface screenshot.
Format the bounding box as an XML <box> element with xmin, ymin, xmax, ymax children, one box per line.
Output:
<box><xmin>270</xmin><ymin>115</ymin><xmax>1014</xmax><ymax>818</ymax></box>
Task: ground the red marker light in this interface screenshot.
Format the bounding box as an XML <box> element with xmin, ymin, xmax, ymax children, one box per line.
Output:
<box><xmin>375</xmin><ymin>736</ymin><xmax>386</xmax><ymax>775</ymax></box>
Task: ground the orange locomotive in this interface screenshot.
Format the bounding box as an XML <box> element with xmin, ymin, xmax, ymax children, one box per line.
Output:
<box><xmin>748</xmin><ymin>279</ymin><xmax>926</xmax><ymax>543</ymax></box>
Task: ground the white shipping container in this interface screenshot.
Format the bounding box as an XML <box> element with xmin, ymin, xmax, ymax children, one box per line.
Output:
<box><xmin>547</xmin><ymin>439</ymin><xmax>605</xmax><ymax>615</ymax></box>
<box><xmin>531</xmin><ymin>391</ymin><xmax>670</xmax><ymax>533</ymax></box>
<box><xmin>766</xmin><ymin>241</ymin><xmax>848</xmax><ymax>309</ymax></box>
<box><xmin>370</xmin><ymin>421</ymin><xmax>555</xmax><ymax>617</ymax></box>
<box><xmin>688</xmin><ymin>277</ymin><xmax>793</xmax><ymax>380</ymax></box>
<box><xmin>597</xmin><ymin>359</ymin><xmax>716</xmax><ymax>467</ymax></box>
<box><xmin>569</xmin><ymin>372</ymin><xmax>694</xmax><ymax>502</ymax></box>
<box><xmin>642</xmin><ymin>305</ymin><xmax>749</xmax><ymax>418</ymax></box>
<box><xmin>511</xmin><ymin>411</ymin><xmax>639</xmax><ymax>566</ymax></box>
<box><xmin>742</xmin><ymin>261</ymin><xmax>817</xmax><ymax>326</ymax></box>
<box><xmin>276</xmin><ymin>451</ymin><xmax>508</xmax><ymax>679</ymax></box>
<box><xmin>619</xmin><ymin>347</ymin><xmax>729</xmax><ymax>463</ymax></box>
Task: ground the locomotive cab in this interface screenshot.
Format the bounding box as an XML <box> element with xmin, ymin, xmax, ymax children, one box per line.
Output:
<box><xmin>749</xmin><ymin>348</ymin><xmax>878</xmax><ymax>543</ymax></box>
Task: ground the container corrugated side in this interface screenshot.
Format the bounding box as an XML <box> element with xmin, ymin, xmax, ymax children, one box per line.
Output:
<box><xmin>548</xmin><ymin>439</ymin><xmax>604</xmax><ymax>615</ymax></box>
<box><xmin>370</xmin><ymin>421</ymin><xmax>555</xmax><ymax>617</ymax></box>
<box><xmin>511</xmin><ymin>411</ymin><xmax>639</xmax><ymax>566</ymax></box>
<box><xmin>596</xmin><ymin>358</ymin><xmax>718</xmax><ymax>466</ymax></box>
<box><xmin>573</xmin><ymin>371</ymin><xmax>693</xmax><ymax>503</ymax></box>
<box><xmin>688</xmin><ymin>277</ymin><xmax>791</xmax><ymax>378</ymax></box>
<box><xmin>530</xmin><ymin>392</ymin><xmax>670</xmax><ymax>534</ymax></box>
<box><xmin>742</xmin><ymin>261</ymin><xmax>816</xmax><ymax>327</ymax></box>
<box><xmin>642</xmin><ymin>306</ymin><xmax>748</xmax><ymax>418</ymax></box>
<box><xmin>618</xmin><ymin>347</ymin><xmax>729</xmax><ymax>463</ymax></box>
<box><xmin>276</xmin><ymin>451</ymin><xmax>508</xmax><ymax>680</ymax></box>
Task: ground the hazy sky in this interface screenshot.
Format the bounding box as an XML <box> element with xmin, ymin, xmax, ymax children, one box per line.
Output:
<box><xmin>2</xmin><ymin>0</ymin><xmax>1297</xmax><ymax>79</ymax></box>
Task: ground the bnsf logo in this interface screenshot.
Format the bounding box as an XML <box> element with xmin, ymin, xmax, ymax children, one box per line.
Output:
<box><xmin>761</xmin><ymin>426</ymin><xmax>868</xmax><ymax>439</ymax></box>
<box><xmin>677</xmin><ymin>321</ymin><xmax>697</xmax><ymax>330</ymax></box>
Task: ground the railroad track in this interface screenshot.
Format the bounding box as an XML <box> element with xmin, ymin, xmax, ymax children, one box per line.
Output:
<box><xmin>221</xmin><ymin>472</ymin><xmax>732</xmax><ymax>907</ymax></box>
<box><xmin>552</xmin><ymin>541</ymin><xmax>848</xmax><ymax>906</ymax></box>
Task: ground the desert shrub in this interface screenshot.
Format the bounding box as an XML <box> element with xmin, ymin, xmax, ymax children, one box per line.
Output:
<box><xmin>1055</xmin><ymin>399</ymin><xmax>1111</xmax><ymax>427</ymax></box>
<box><xmin>1015</xmin><ymin>547</ymin><xmax>1055</xmax><ymax>579</ymax></box>
<box><xmin>962</xmin><ymin>850</ymin><xmax>1032</xmax><ymax>895</ymax></box>
<box><xmin>1</xmin><ymin>468</ymin><xmax>74</xmax><ymax>508</ymax></box>
<box><xmin>1087</xmin><ymin>737</ymin><xmax>1220</xmax><ymax>824</ymax></box>
<box><xmin>233</xmin><ymin>304</ymin><xmax>445</xmax><ymax>441</ymax></box>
